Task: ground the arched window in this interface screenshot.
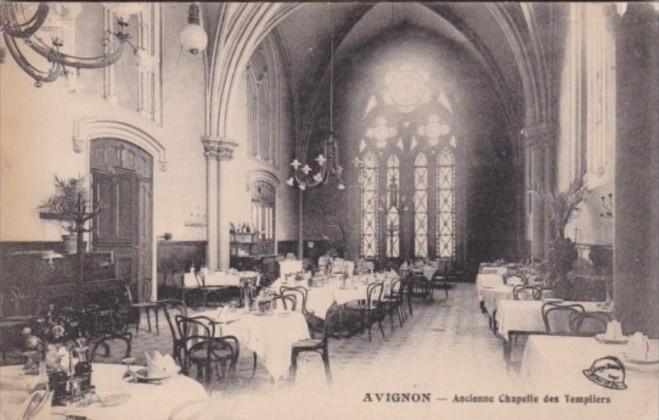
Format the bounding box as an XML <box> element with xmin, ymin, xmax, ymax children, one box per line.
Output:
<box><xmin>437</xmin><ymin>147</ymin><xmax>455</xmax><ymax>258</ymax></box>
<box><xmin>414</xmin><ymin>153</ymin><xmax>429</xmax><ymax>258</ymax></box>
<box><xmin>385</xmin><ymin>155</ymin><xmax>400</xmax><ymax>258</ymax></box>
<box><xmin>246</xmin><ymin>35</ymin><xmax>282</xmax><ymax>166</ymax></box>
<box><xmin>357</xmin><ymin>62</ymin><xmax>457</xmax><ymax>262</ymax></box>
<box><xmin>359</xmin><ymin>152</ymin><xmax>379</xmax><ymax>258</ymax></box>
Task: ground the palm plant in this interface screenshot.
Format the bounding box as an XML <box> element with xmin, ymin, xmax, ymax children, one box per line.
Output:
<box><xmin>38</xmin><ymin>175</ymin><xmax>102</xmax><ymax>254</ymax></box>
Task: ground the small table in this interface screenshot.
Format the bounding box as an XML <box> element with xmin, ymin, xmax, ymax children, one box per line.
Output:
<box><xmin>495</xmin><ymin>299</ymin><xmax>612</xmax><ymax>360</ymax></box>
<box><xmin>193</xmin><ymin>308</ymin><xmax>310</xmax><ymax>380</ymax></box>
<box><xmin>521</xmin><ymin>335</ymin><xmax>658</xmax><ymax>420</ymax></box>
<box><xmin>0</xmin><ymin>363</ymin><xmax>208</xmax><ymax>420</ymax></box>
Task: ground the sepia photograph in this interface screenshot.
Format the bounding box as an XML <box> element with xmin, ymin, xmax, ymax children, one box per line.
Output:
<box><xmin>0</xmin><ymin>2</ymin><xmax>657</xmax><ymax>419</ymax></box>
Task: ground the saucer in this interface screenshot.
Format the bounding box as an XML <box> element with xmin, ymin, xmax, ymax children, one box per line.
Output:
<box><xmin>595</xmin><ymin>334</ymin><xmax>629</xmax><ymax>344</ymax></box>
<box><xmin>134</xmin><ymin>366</ymin><xmax>180</xmax><ymax>382</ymax></box>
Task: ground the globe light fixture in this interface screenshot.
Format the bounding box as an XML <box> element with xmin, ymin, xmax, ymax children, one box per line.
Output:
<box><xmin>180</xmin><ymin>3</ymin><xmax>208</xmax><ymax>55</ymax></box>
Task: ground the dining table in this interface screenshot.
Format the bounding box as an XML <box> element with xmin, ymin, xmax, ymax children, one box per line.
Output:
<box><xmin>0</xmin><ymin>363</ymin><xmax>208</xmax><ymax>420</ymax></box>
<box><xmin>191</xmin><ymin>307</ymin><xmax>310</xmax><ymax>381</ymax></box>
<box><xmin>270</xmin><ymin>273</ymin><xmax>398</xmax><ymax>319</ymax></box>
<box><xmin>520</xmin><ymin>334</ymin><xmax>658</xmax><ymax>420</ymax></box>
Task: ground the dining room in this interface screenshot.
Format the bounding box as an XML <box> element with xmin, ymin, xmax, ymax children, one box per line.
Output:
<box><xmin>1</xmin><ymin>2</ymin><xmax>658</xmax><ymax>420</ymax></box>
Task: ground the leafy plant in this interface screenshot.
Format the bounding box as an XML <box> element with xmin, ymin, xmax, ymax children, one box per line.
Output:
<box><xmin>544</xmin><ymin>179</ymin><xmax>587</xmax><ymax>239</ymax></box>
<box><xmin>38</xmin><ymin>175</ymin><xmax>89</xmax><ymax>234</ymax></box>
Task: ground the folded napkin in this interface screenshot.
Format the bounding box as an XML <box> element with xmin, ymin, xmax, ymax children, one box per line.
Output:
<box><xmin>628</xmin><ymin>332</ymin><xmax>655</xmax><ymax>360</ymax></box>
<box><xmin>145</xmin><ymin>351</ymin><xmax>178</xmax><ymax>377</ymax></box>
<box><xmin>604</xmin><ymin>320</ymin><xmax>624</xmax><ymax>340</ymax></box>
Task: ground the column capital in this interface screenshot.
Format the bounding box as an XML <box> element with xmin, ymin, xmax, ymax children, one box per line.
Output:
<box><xmin>202</xmin><ymin>136</ymin><xmax>238</xmax><ymax>161</ymax></box>
<box><xmin>520</xmin><ymin>122</ymin><xmax>556</xmax><ymax>149</ymax></box>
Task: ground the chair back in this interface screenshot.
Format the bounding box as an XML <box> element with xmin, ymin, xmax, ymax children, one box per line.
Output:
<box><xmin>271</xmin><ymin>293</ymin><xmax>297</xmax><ymax>311</ymax></box>
<box><xmin>513</xmin><ymin>285</ymin><xmax>542</xmax><ymax>301</ymax></box>
<box><xmin>388</xmin><ymin>279</ymin><xmax>402</xmax><ymax>297</ymax></box>
<box><xmin>279</xmin><ymin>286</ymin><xmax>308</xmax><ymax>312</ymax></box>
<box><xmin>90</xmin><ymin>332</ymin><xmax>132</xmax><ymax>363</ymax></box>
<box><xmin>366</xmin><ymin>282</ymin><xmax>384</xmax><ymax>308</ymax></box>
<box><xmin>569</xmin><ymin>311</ymin><xmax>611</xmax><ymax>335</ymax></box>
<box><xmin>175</xmin><ymin>315</ymin><xmax>215</xmax><ymax>341</ymax></box>
<box><xmin>541</xmin><ymin>302</ymin><xmax>586</xmax><ymax>333</ymax></box>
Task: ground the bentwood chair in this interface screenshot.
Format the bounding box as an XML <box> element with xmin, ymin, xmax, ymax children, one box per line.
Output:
<box><xmin>541</xmin><ymin>302</ymin><xmax>585</xmax><ymax>334</ymax></box>
<box><xmin>124</xmin><ymin>282</ymin><xmax>161</xmax><ymax>335</ymax></box>
<box><xmin>280</xmin><ymin>285</ymin><xmax>324</xmax><ymax>338</ymax></box>
<box><xmin>381</xmin><ymin>278</ymin><xmax>405</xmax><ymax>331</ymax></box>
<box><xmin>290</xmin><ymin>303</ymin><xmax>341</xmax><ymax>385</ymax></box>
<box><xmin>569</xmin><ymin>311</ymin><xmax>611</xmax><ymax>336</ymax></box>
<box><xmin>176</xmin><ymin>315</ymin><xmax>239</xmax><ymax>385</ymax></box>
<box><xmin>89</xmin><ymin>331</ymin><xmax>133</xmax><ymax>363</ymax></box>
<box><xmin>344</xmin><ymin>282</ymin><xmax>385</xmax><ymax>341</ymax></box>
<box><xmin>161</xmin><ymin>299</ymin><xmax>188</xmax><ymax>367</ymax></box>
<box><xmin>512</xmin><ymin>285</ymin><xmax>543</xmax><ymax>301</ymax></box>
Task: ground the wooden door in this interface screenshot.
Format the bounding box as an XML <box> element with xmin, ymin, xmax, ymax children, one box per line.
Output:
<box><xmin>90</xmin><ymin>139</ymin><xmax>153</xmax><ymax>302</ymax></box>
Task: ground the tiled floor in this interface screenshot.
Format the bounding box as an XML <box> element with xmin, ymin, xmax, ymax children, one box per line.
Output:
<box><xmin>102</xmin><ymin>283</ymin><xmax>538</xmax><ymax>419</ymax></box>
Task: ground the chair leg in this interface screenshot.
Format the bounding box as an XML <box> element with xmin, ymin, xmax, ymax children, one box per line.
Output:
<box><xmin>407</xmin><ymin>296</ymin><xmax>414</xmax><ymax>317</ymax></box>
<box><xmin>389</xmin><ymin>306</ymin><xmax>395</xmax><ymax>332</ymax></box>
<box><xmin>135</xmin><ymin>309</ymin><xmax>141</xmax><ymax>336</ymax></box>
<box><xmin>290</xmin><ymin>351</ymin><xmax>298</xmax><ymax>382</ymax></box>
<box><xmin>397</xmin><ymin>305</ymin><xmax>404</xmax><ymax>327</ymax></box>
<box><xmin>154</xmin><ymin>307</ymin><xmax>160</xmax><ymax>335</ymax></box>
<box><xmin>322</xmin><ymin>351</ymin><xmax>332</xmax><ymax>385</ymax></box>
<box><xmin>252</xmin><ymin>352</ymin><xmax>258</xmax><ymax>377</ymax></box>
<box><xmin>378</xmin><ymin>320</ymin><xmax>386</xmax><ymax>338</ymax></box>
<box><xmin>146</xmin><ymin>308</ymin><xmax>152</xmax><ymax>333</ymax></box>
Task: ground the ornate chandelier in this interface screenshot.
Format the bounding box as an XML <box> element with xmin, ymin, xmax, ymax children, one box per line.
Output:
<box><xmin>0</xmin><ymin>2</ymin><xmax>208</xmax><ymax>87</ymax></box>
<box><xmin>286</xmin><ymin>3</ymin><xmax>346</xmax><ymax>191</ymax></box>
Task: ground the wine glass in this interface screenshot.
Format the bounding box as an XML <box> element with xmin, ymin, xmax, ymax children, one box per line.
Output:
<box><xmin>121</xmin><ymin>357</ymin><xmax>136</xmax><ymax>379</ymax></box>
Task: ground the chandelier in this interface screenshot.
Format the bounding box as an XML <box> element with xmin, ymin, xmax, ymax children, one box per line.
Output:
<box><xmin>0</xmin><ymin>2</ymin><xmax>208</xmax><ymax>87</ymax></box>
<box><xmin>286</xmin><ymin>3</ymin><xmax>346</xmax><ymax>191</ymax></box>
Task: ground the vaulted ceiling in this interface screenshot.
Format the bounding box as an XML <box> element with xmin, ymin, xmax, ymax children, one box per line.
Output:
<box><xmin>267</xmin><ymin>2</ymin><xmax>561</xmax><ymax>139</ymax></box>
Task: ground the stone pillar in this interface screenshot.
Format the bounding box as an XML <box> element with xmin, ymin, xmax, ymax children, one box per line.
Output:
<box><xmin>613</xmin><ymin>3</ymin><xmax>659</xmax><ymax>338</ymax></box>
<box><xmin>522</xmin><ymin>124</ymin><xmax>554</xmax><ymax>259</ymax></box>
<box><xmin>202</xmin><ymin>137</ymin><xmax>238</xmax><ymax>271</ymax></box>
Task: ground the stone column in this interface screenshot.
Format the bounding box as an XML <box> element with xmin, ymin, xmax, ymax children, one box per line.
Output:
<box><xmin>202</xmin><ymin>137</ymin><xmax>238</xmax><ymax>271</ymax></box>
<box><xmin>522</xmin><ymin>124</ymin><xmax>553</xmax><ymax>259</ymax></box>
<box><xmin>613</xmin><ymin>3</ymin><xmax>659</xmax><ymax>338</ymax></box>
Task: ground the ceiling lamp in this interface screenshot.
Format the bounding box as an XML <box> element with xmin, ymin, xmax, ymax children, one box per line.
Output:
<box><xmin>0</xmin><ymin>2</ymin><xmax>141</xmax><ymax>87</ymax></box>
<box><xmin>180</xmin><ymin>3</ymin><xmax>207</xmax><ymax>55</ymax></box>
<box><xmin>287</xmin><ymin>3</ymin><xmax>346</xmax><ymax>191</ymax></box>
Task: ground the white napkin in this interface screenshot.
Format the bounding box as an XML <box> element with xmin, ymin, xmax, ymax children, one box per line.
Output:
<box><xmin>146</xmin><ymin>351</ymin><xmax>178</xmax><ymax>377</ymax></box>
<box><xmin>628</xmin><ymin>332</ymin><xmax>652</xmax><ymax>360</ymax></box>
<box><xmin>604</xmin><ymin>320</ymin><xmax>623</xmax><ymax>340</ymax></box>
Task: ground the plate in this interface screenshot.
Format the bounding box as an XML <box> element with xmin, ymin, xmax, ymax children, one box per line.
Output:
<box><xmin>595</xmin><ymin>334</ymin><xmax>629</xmax><ymax>344</ymax></box>
<box><xmin>133</xmin><ymin>366</ymin><xmax>180</xmax><ymax>382</ymax></box>
<box><xmin>622</xmin><ymin>354</ymin><xmax>659</xmax><ymax>365</ymax></box>
<box><xmin>622</xmin><ymin>356</ymin><xmax>659</xmax><ymax>373</ymax></box>
<box><xmin>542</xmin><ymin>298</ymin><xmax>563</xmax><ymax>303</ymax></box>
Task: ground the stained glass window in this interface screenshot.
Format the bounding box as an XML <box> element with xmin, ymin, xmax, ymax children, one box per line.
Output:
<box><xmin>437</xmin><ymin>148</ymin><xmax>455</xmax><ymax>258</ymax></box>
<box><xmin>386</xmin><ymin>155</ymin><xmax>400</xmax><ymax>258</ymax></box>
<box><xmin>359</xmin><ymin>152</ymin><xmax>378</xmax><ymax>258</ymax></box>
<box><xmin>414</xmin><ymin>153</ymin><xmax>428</xmax><ymax>258</ymax></box>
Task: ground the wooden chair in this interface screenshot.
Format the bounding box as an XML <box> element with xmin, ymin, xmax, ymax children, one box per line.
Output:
<box><xmin>161</xmin><ymin>299</ymin><xmax>188</xmax><ymax>367</ymax></box>
<box><xmin>569</xmin><ymin>311</ymin><xmax>611</xmax><ymax>336</ymax></box>
<box><xmin>381</xmin><ymin>278</ymin><xmax>405</xmax><ymax>331</ymax></box>
<box><xmin>512</xmin><ymin>285</ymin><xmax>543</xmax><ymax>300</ymax></box>
<box><xmin>176</xmin><ymin>315</ymin><xmax>239</xmax><ymax>385</ymax></box>
<box><xmin>344</xmin><ymin>282</ymin><xmax>385</xmax><ymax>342</ymax></box>
<box><xmin>290</xmin><ymin>303</ymin><xmax>341</xmax><ymax>385</ymax></box>
<box><xmin>124</xmin><ymin>282</ymin><xmax>161</xmax><ymax>335</ymax></box>
<box><xmin>541</xmin><ymin>302</ymin><xmax>585</xmax><ymax>334</ymax></box>
<box><xmin>89</xmin><ymin>331</ymin><xmax>133</xmax><ymax>363</ymax></box>
<box><xmin>429</xmin><ymin>270</ymin><xmax>450</xmax><ymax>300</ymax></box>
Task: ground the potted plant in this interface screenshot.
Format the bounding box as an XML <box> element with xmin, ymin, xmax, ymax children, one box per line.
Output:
<box><xmin>38</xmin><ymin>175</ymin><xmax>102</xmax><ymax>254</ymax></box>
<box><xmin>544</xmin><ymin>179</ymin><xmax>586</xmax><ymax>297</ymax></box>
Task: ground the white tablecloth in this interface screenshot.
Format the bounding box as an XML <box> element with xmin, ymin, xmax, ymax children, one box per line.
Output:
<box><xmin>521</xmin><ymin>335</ymin><xmax>658</xmax><ymax>420</ymax></box>
<box><xmin>475</xmin><ymin>273</ymin><xmax>505</xmax><ymax>301</ymax></box>
<box><xmin>270</xmin><ymin>274</ymin><xmax>396</xmax><ymax>319</ymax></box>
<box><xmin>0</xmin><ymin>364</ymin><xmax>208</xmax><ymax>420</ymax></box>
<box><xmin>194</xmin><ymin>309</ymin><xmax>310</xmax><ymax>380</ymax></box>
<box><xmin>279</xmin><ymin>260</ymin><xmax>303</xmax><ymax>278</ymax></box>
<box><xmin>481</xmin><ymin>284</ymin><xmax>550</xmax><ymax>316</ymax></box>
<box><xmin>496</xmin><ymin>300</ymin><xmax>612</xmax><ymax>339</ymax></box>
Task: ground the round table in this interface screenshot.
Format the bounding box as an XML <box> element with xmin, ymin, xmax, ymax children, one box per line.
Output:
<box><xmin>0</xmin><ymin>363</ymin><xmax>208</xmax><ymax>420</ymax></box>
